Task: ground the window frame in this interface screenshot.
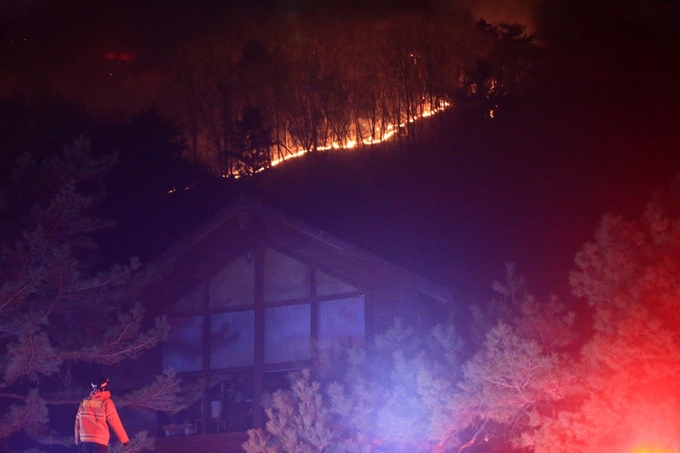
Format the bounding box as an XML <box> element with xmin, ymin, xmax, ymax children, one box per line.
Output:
<box><xmin>162</xmin><ymin>244</ymin><xmax>368</xmax><ymax>430</ymax></box>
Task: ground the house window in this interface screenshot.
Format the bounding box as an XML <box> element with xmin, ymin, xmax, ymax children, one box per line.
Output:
<box><xmin>318</xmin><ymin>296</ymin><xmax>365</xmax><ymax>351</ymax></box>
<box><xmin>210</xmin><ymin>311</ymin><xmax>255</xmax><ymax>369</ymax></box>
<box><xmin>316</xmin><ymin>270</ymin><xmax>358</xmax><ymax>296</ymax></box>
<box><xmin>263</xmin><ymin>248</ymin><xmax>310</xmax><ymax>303</ymax></box>
<box><xmin>163</xmin><ymin>250</ymin><xmax>365</xmax><ymax>372</ymax></box>
<box><xmin>209</xmin><ymin>253</ymin><xmax>255</xmax><ymax>308</ymax></box>
<box><xmin>164</xmin><ymin>316</ymin><xmax>204</xmax><ymax>372</ymax></box>
<box><xmin>264</xmin><ymin>304</ymin><xmax>311</xmax><ymax>364</ymax></box>
<box><xmin>170</xmin><ymin>285</ymin><xmax>203</xmax><ymax>314</ymax></box>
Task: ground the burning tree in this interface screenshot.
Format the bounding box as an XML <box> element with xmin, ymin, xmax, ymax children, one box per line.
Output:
<box><xmin>159</xmin><ymin>7</ymin><xmax>543</xmax><ymax>176</ymax></box>
<box><xmin>0</xmin><ymin>138</ymin><xmax>187</xmax><ymax>452</ymax></box>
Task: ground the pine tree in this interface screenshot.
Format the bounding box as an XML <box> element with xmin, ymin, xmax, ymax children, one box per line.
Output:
<box><xmin>243</xmin><ymin>317</ymin><xmax>470</xmax><ymax>453</ymax></box>
<box><xmin>527</xmin><ymin>190</ymin><xmax>680</xmax><ymax>453</ymax></box>
<box><xmin>450</xmin><ymin>265</ymin><xmax>576</xmax><ymax>452</ymax></box>
<box><xmin>242</xmin><ymin>265</ymin><xmax>578</xmax><ymax>453</ymax></box>
<box><xmin>0</xmin><ymin>138</ymin><xmax>186</xmax><ymax>452</ymax></box>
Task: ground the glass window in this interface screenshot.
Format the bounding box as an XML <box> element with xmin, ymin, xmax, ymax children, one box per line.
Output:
<box><xmin>171</xmin><ymin>285</ymin><xmax>204</xmax><ymax>313</ymax></box>
<box><xmin>318</xmin><ymin>296</ymin><xmax>365</xmax><ymax>351</ymax></box>
<box><xmin>316</xmin><ymin>270</ymin><xmax>358</xmax><ymax>296</ymax></box>
<box><xmin>209</xmin><ymin>254</ymin><xmax>255</xmax><ymax>308</ymax></box>
<box><xmin>265</xmin><ymin>304</ymin><xmax>311</xmax><ymax>364</ymax></box>
<box><xmin>210</xmin><ymin>311</ymin><xmax>255</xmax><ymax>369</ymax></box>
<box><xmin>163</xmin><ymin>316</ymin><xmax>204</xmax><ymax>373</ymax></box>
<box><xmin>264</xmin><ymin>248</ymin><xmax>310</xmax><ymax>303</ymax></box>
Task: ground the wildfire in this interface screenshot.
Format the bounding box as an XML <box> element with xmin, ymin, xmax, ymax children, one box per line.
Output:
<box><xmin>224</xmin><ymin>100</ymin><xmax>451</xmax><ymax>179</ymax></box>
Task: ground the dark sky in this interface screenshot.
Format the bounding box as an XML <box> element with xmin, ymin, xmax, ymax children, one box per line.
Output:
<box><xmin>2</xmin><ymin>0</ymin><xmax>680</xmax><ymax>304</ymax></box>
<box><xmin>3</xmin><ymin>0</ymin><xmax>678</xmax><ymax>89</ymax></box>
<box><xmin>3</xmin><ymin>0</ymin><xmax>678</xmax><ymax>92</ymax></box>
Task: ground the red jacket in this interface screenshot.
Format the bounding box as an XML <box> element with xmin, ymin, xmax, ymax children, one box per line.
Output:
<box><xmin>75</xmin><ymin>390</ymin><xmax>130</xmax><ymax>446</ymax></box>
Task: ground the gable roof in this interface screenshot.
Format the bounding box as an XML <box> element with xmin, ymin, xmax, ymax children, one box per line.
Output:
<box><xmin>155</xmin><ymin>196</ymin><xmax>453</xmax><ymax>305</ymax></box>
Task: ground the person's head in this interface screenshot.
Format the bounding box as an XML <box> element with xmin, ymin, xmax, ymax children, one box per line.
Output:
<box><xmin>90</xmin><ymin>376</ymin><xmax>110</xmax><ymax>395</ymax></box>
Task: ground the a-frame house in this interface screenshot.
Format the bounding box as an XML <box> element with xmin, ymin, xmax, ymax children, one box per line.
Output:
<box><xmin>140</xmin><ymin>197</ymin><xmax>453</xmax><ymax>453</ymax></box>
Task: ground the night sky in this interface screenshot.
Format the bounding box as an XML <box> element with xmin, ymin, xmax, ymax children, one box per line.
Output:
<box><xmin>2</xmin><ymin>0</ymin><xmax>680</xmax><ymax>305</ymax></box>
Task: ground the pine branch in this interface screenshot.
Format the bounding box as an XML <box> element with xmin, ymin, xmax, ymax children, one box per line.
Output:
<box><xmin>0</xmin><ymin>390</ymin><xmax>48</xmax><ymax>439</ymax></box>
<box><xmin>118</xmin><ymin>371</ymin><xmax>189</xmax><ymax>414</ymax></box>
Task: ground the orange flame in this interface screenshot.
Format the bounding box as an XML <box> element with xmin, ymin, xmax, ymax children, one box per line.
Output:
<box><xmin>226</xmin><ymin>100</ymin><xmax>450</xmax><ymax>178</ymax></box>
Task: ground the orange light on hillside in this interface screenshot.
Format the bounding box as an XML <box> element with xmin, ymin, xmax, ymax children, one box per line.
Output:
<box><xmin>225</xmin><ymin>100</ymin><xmax>450</xmax><ymax>178</ymax></box>
<box><xmin>255</xmin><ymin>100</ymin><xmax>450</xmax><ymax>177</ymax></box>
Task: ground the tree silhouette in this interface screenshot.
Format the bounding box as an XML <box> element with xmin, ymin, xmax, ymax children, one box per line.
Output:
<box><xmin>525</xmin><ymin>189</ymin><xmax>680</xmax><ymax>452</ymax></box>
<box><xmin>0</xmin><ymin>138</ymin><xmax>187</xmax><ymax>452</ymax></box>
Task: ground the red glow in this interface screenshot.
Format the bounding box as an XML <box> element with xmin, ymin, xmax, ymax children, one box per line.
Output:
<box><xmin>630</xmin><ymin>447</ymin><xmax>675</xmax><ymax>453</ymax></box>
<box><xmin>104</xmin><ymin>52</ymin><xmax>134</xmax><ymax>61</ymax></box>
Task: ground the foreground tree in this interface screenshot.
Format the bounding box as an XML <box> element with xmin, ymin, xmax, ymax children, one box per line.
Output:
<box><xmin>526</xmin><ymin>188</ymin><xmax>680</xmax><ymax>453</ymax></box>
<box><xmin>0</xmin><ymin>138</ymin><xmax>186</xmax><ymax>452</ymax></box>
<box><xmin>440</xmin><ymin>264</ymin><xmax>575</xmax><ymax>452</ymax></box>
<box><xmin>240</xmin><ymin>182</ymin><xmax>680</xmax><ymax>453</ymax></box>
<box><xmin>243</xmin><ymin>265</ymin><xmax>576</xmax><ymax>453</ymax></box>
<box><xmin>243</xmin><ymin>318</ymin><xmax>468</xmax><ymax>453</ymax></box>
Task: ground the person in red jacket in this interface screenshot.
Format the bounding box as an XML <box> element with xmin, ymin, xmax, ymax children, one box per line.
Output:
<box><xmin>75</xmin><ymin>377</ymin><xmax>130</xmax><ymax>452</ymax></box>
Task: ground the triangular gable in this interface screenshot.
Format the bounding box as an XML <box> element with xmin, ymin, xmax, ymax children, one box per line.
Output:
<box><xmin>154</xmin><ymin>196</ymin><xmax>453</xmax><ymax>306</ymax></box>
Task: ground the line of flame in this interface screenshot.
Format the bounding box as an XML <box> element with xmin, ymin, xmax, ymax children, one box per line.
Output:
<box><xmin>231</xmin><ymin>100</ymin><xmax>450</xmax><ymax>178</ymax></box>
<box><xmin>167</xmin><ymin>100</ymin><xmax>451</xmax><ymax>192</ymax></box>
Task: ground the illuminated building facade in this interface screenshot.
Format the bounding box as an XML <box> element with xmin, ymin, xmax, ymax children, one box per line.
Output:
<box><xmin>145</xmin><ymin>197</ymin><xmax>453</xmax><ymax>452</ymax></box>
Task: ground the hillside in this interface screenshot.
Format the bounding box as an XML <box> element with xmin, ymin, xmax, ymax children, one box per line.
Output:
<box><xmin>101</xmin><ymin>70</ymin><xmax>680</xmax><ymax>306</ymax></box>
<box><xmin>8</xmin><ymin>0</ymin><xmax>680</xmax><ymax>306</ymax></box>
